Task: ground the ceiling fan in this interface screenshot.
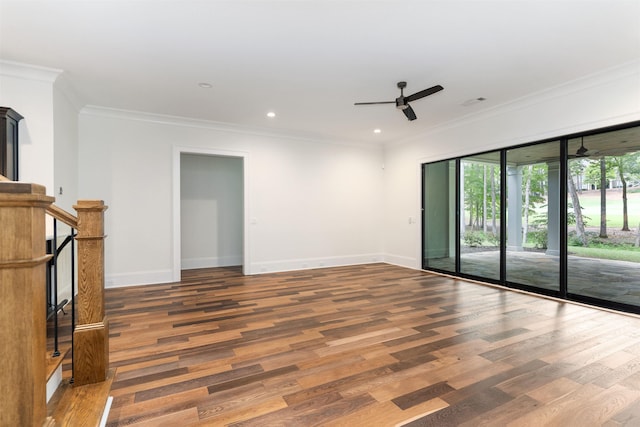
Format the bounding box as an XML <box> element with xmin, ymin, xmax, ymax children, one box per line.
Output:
<box><xmin>354</xmin><ymin>81</ymin><xmax>443</xmax><ymax>121</ymax></box>
<box><xmin>570</xmin><ymin>137</ymin><xmax>599</xmax><ymax>158</ymax></box>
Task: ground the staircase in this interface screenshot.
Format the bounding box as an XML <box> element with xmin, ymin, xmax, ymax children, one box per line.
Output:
<box><xmin>47</xmin><ymin>369</ymin><xmax>115</xmax><ymax>427</ymax></box>
<box><xmin>0</xmin><ymin>175</ymin><xmax>112</xmax><ymax>426</ymax></box>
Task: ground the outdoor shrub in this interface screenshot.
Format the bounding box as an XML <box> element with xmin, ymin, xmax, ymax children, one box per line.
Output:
<box><xmin>528</xmin><ymin>229</ymin><xmax>548</xmax><ymax>249</ymax></box>
<box><xmin>568</xmin><ymin>231</ymin><xmax>586</xmax><ymax>246</ymax></box>
<box><xmin>463</xmin><ymin>231</ymin><xmax>484</xmax><ymax>247</ymax></box>
<box><xmin>486</xmin><ymin>232</ymin><xmax>500</xmax><ymax>247</ymax></box>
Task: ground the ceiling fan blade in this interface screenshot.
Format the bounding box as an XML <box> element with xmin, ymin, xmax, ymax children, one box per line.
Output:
<box><xmin>354</xmin><ymin>101</ymin><xmax>395</xmax><ymax>105</ymax></box>
<box><xmin>403</xmin><ymin>104</ymin><xmax>417</xmax><ymax>121</ymax></box>
<box><xmin>405</xmin><ymin>85</ymin><xmax>444</xmax><ymax>102</ymax></box>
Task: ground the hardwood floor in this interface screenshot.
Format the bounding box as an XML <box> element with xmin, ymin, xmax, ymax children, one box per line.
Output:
<box><xmin>104</xmin><ymin>264</ymin><xmax>640</xmax><ymax>426</ymax></box>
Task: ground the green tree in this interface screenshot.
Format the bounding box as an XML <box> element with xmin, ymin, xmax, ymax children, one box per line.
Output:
<box><xmin>609</xmin><ymin>152</ymin><xmax>640</xmax><ymax>231</ymax></box>
<box><xmin>464</xmin><ymin>162</ymin><xmax>485</xmax><ymax>230</ymax></box>
<box><xmin>568</xmin><ymin>161</ymin><xmax>588</xmax><ymax>246</ymax></box>
<box><xmin>522</xmin><ymin>163</ymin><xmax>547</xmax><ymax>243</ymax></box>
<box><xmin>490</xmin><ymin>165</ymin><xmax>498</xmax><ymax>233</ymax></box>
<box><xmin>463</xmin><ymin>161</ymin><xmax>500</xmax><ymax>233</ymax></box>
<box><xmin>600</xmin><ymin>157</ymin><xmax>608</xmax><ymax>238</ymax></box>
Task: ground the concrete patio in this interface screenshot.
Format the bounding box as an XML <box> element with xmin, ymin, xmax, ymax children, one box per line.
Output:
<box><xmin>428</xmin><ymin>250</ymin><xmax>640</xmax><ymax>308</ymax></box>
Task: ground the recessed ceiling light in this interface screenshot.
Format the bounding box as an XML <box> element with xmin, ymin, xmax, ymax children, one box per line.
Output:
<box><xmin>266</xmin><ymin>111</ymin><xmax>276</xmax><ymax>118</ymax></box>
<box><xmin>373</xmin><ymin>129</ymin><xmax>381</xmax><ymax>134</ymax></box>
<box><xmin>198</xmin><ymin>82</ymin><xmax>212</xmax><ymax>89</ymax></box>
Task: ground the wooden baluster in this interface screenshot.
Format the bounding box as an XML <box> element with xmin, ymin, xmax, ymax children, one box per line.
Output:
<box><xmin>0</xmin><ymin>182</ymin><xmax>55</xmax><ymax>427</ymax></box>
<box><xmin>73</xmin><ymin>200</ymin><xmax>109</xmax><ymax>386</ymax></box>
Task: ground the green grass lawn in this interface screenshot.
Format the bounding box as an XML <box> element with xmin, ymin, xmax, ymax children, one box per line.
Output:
<box><xmin>576</xmin><ymin>188</ymin><xmax>640</xmax><ymax>229</ymax></box>
<box><xmin>568</xmin><ymin>245</ymin><xmax>640</xmax><ymax>262</ymax></box>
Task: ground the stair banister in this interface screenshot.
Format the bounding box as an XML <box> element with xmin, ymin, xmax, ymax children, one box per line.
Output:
<box><xmin>0</xmin><ymin>180</ymin><xmax>56</xmax><ymax>427</ymax></box>
<box><xmin>73</xmin><ymin>199</ymin><xmax>109</xmax><ymax>385</ymax></box>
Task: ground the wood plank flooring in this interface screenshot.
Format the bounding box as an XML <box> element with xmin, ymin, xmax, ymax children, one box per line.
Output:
<box><xmin>104</xmin><ymin>264</ymin><xmax>640</xmax><ymax>426</ymax></box>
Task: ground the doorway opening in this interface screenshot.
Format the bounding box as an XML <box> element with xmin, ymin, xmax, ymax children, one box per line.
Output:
<box><xmin>172</xmin><ymin>147</ymin><xmax>249</xmax><ymax>280</ymax></box>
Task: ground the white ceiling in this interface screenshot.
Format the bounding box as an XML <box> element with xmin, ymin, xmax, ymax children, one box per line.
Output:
<box><xmin>1</xmin><ymin>0</ymin><xmax>639</xmax><ymax>145</ymax></box>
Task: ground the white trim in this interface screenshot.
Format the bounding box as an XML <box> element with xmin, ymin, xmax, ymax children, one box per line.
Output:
<box><xmin>99</xmin><ymin>396</ymin><xmax>113</xmax><ymax>427</ymax></box>
<box><xmin>46</xmin><ymin>365</ymin><xmax>62</xmax><ymax>403</ymax></box>
<box><xmin>173</xmin><ymin>146</ymin><xmax>250</xmax><ymax>281</ymax></box>
<box><xmin>0</xmin><ymin>59</ymin><xmax>62</xmax><ymax>83</ymax></box>
<box><xmin>105</xmin><ymin>269</ymin><xmax>174</xmax><ymax>288</ymax></box>
<box><xmin>251</xmin><ymin>253</ymin><xmax>384</xmax><ymax>275</ymax></box>
<box><xmin>181</xmin><ymin>255</ymin><xmax>243</xmax><ymax>270</ymax></box>
<box><xmin>383</xmin><ymin>253</ymin><xmax>419</xmax><ymax>270</ymax></box>
<box><xmin>81</xmin><ymin>105</ymin><xmax>372</xmax><ymax>149</ymax></box>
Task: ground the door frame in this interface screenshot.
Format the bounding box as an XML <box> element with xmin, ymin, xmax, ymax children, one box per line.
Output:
<box><xmin>172</xmin><ymin>146</ymin><xmax>250</xmax><ymax>281</ymax></box>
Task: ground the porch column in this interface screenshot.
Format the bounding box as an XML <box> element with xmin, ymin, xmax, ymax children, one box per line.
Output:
<box><xmin>507</xmin><ymin>165</ymin><xmax>523</xmax><ymax>251</ymax></box>
<box><xmin>546</xmin><ymin>161</ymin><xmax>560</xmax><ymax>256</ymax></box>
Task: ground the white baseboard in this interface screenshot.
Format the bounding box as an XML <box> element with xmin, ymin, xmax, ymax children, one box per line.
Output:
<box><xmin>105</xmin><ymin>269</ymin><xmax>174</xmax><ymax>288</ymax></box>
<box><xmin>249</xmin><ymin>253</ymin><xmax>385</xmax><ymax>275</ymax></box>
<box><xmin>46</xmin><ymin>365</ymin><xmax>62</xmax><ymax>403</ymax></box>
<box><xmin>105</xmin><ymin>254</ymin><xmax>415</xmax><ymax>287</ymax></box>
<box><xmin>181</xmin><ymin>255</ymin><xmax>242</xmax><ymax>270</ymax></box>
<box><xmin>383</xmin><ymin>253</ymin><xmax>419</xmax><ymax>269</ymax></box>
<box><xmin>99</xmin><ymin>396</ymin><xmax>113</xmax><ymax>427</ymax></box>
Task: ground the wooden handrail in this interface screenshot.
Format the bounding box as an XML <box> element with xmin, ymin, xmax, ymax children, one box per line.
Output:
<box><xmin>47</xmin><ymin>203</ymin><xmax>78</xmax><ymax>228</ymax></box>
<box><xmin>1</xmin><ymin>174</ymin><xmax>79</xmax><ymax>227</ymax></box>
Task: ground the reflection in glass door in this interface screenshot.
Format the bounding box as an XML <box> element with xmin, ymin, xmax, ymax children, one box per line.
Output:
<box><xmin>567</xmin><ymin>129</ymin><xmax>640</xmax><ymax>308</ymax></box>
<box><xmin>423</xmin><ymin>160</ymin><xmax>456</xmax><ymax>273</ymax></box>
<box><xmin>505</xmin><ymin>141</ymin><xmax>560</xmax><ymax>292</ymax></box>
<box><xmin>459</xmin><ymin>152</ymin><xmax>501</xmax><ymax>281</ymax></box>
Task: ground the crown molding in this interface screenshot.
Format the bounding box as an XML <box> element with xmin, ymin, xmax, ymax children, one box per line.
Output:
<box><xmin>80</xmin><ymin>105</ymin><xmax>377</xmax><ymax>150</ymax></box>
<box><xmin>389</xmin><ymin>59</ymin><xmax>640</xmax><ymax>149</ymax></box>
<box><xmin>0</xmin><ymin>59</ymin><xmax>62</xmax><ymax>83</ymax></box>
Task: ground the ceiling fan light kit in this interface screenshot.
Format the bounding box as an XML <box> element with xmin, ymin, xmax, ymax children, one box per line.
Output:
<box><xmin>354</xmin><ymin>81</ymin><xmax>444</xmax><ymax>121</ymax></box>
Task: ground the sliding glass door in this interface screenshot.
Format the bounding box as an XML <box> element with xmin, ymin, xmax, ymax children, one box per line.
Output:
<box><xmin>421</xmin><ymin>121</ymin><xmax>640</xmax><ymax>314</ymax></box>
<box><xmin>567</xmin><ymin>128</ymin><xmax>640</xmax><ymax>308</ymax></box>
<box><xmin>459</xmin><ymin>152</ymin><xmax>501</xmax><ymax>281</ymax></box>
<box><xmin>423</xmin><ymin>160</ymin><xmax>456</xmax><ymax>273</ymax></box>
<box><xmin>505</xmin><ymin>141</ymin><xmax>560</xmax><ymax>292</ymax></box>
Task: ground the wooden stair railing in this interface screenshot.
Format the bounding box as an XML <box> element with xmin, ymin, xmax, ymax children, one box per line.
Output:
<box><xmin>0</xmin><ymin>176</ymin><xmax>109</xmax><ymax>426</ymax></box>
<box><xmin>73</xmin><ymin>199</ymin><xmax>109</xmax><ymax>386</ymax></box>
<box><xmin>0</xmin><ymin>180</ymin><xmax>55</xmax><ymax>427</ymax></box>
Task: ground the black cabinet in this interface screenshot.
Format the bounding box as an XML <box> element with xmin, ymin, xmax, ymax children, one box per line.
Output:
<box><xmin>0</xmin><ymin>107</ymin><xmax>24</xmax><ymax>180</ymax></box>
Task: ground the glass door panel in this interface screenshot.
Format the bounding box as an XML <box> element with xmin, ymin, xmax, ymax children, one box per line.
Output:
<box><xmin>460</xmin><ymin>152</ymin><xmax>501</xmax><ymax>280</ymax></box>
<box><xmin>423</xmin><ymin>160</ymin><xmax>456</xmax><ymax>273</ymax></box>
<box><xmin>505</xmin><ymin>141</ymin><xmax>560</xmax><ymax>291</ymax></box>
<box><xmin>567</xmin><ymin>128</ymin><xmax>640</xmax><ymax>308</ymax></box>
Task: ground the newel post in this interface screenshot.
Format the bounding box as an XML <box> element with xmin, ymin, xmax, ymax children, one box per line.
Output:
<box><xmin>73</xmin><ymin>200</ymin><xmax>109</xmax><ymax>386</ymax></box>
<box><xmin>0</xmin><ymin>182</ymin><xmax>55</xmax><ymax>427</ymax></box>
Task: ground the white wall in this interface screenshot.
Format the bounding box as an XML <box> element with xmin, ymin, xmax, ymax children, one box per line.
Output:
<box><xmin>383</xmin><ymin>61</ymin><xmax>640</xmax><ymax>269</ymax></box>
<box><xmin>180</xmin><ymin>153</ymin><xmax>243</xmax><ymax>269</ymax></box>
<box><xmin>0</xmin><ymin>61</ymin><xmax>58</xmax><ymax>193</ymax></box>
<box><xmin>79</xmin><ymin>109</ymin><xmax>385</xmax><ymax>287</ymax></box>
<box><xmin>53</xmin><ymin>75</ymin><xmax>80</xmax><ymax>212</ymax></box>
<box><xmin>0</xmin><ymin>62</ymin><xmax>80</xmax><ymax>304</ymax></box>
